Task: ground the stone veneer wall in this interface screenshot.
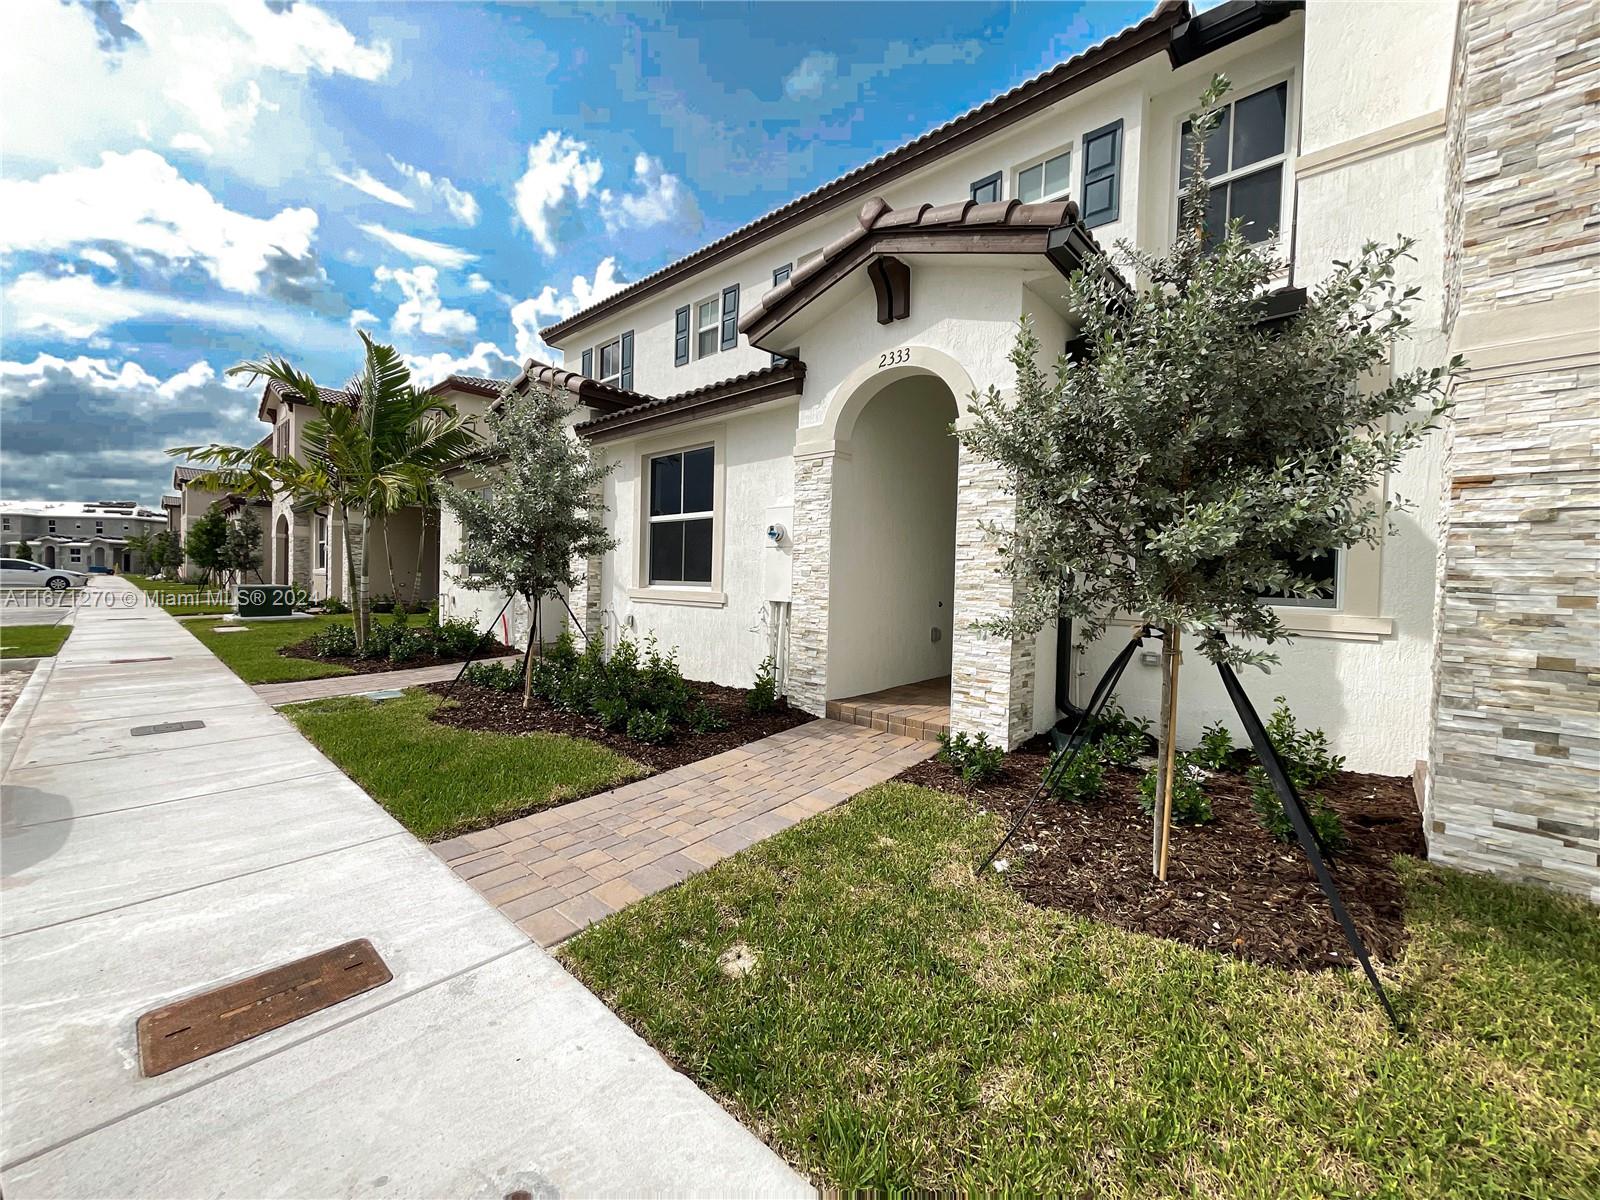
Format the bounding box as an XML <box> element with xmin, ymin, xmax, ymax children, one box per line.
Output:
<box><xmin>785</xmin><ymin>452</ymin><xmax>833</xmax><ymax>716</ymax></box>
<box><xmin>1426</xmin><ymin>0</ymin><xmax>1600</xmax><ymax>902</ymax></box>
<box><xmin>948</xmin><ymin>450</ymin><xmax>1036</xmax><ymax>748</ymax></box>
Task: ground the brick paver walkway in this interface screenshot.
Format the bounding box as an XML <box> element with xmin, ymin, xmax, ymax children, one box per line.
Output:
<box><xmin>255</xmin><ymin>655</ymin><xmax>519</xmax><ymax>706</ymax></box>
<box><xmin>433</xmin><ymin>718</ymin><xmax>935</xmax><ymax>945</ymax></box>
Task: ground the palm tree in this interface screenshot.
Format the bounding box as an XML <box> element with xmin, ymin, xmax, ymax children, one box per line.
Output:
<box><xmin>170</xmin><ymin>333</ymin><xmax>478</xmax><ymax>649</ymax></box>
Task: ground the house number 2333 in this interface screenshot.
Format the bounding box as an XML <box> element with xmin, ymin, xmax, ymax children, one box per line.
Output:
<box><xmin>877</xmin><ymin>348</ymin><xmax>911</xmax><ymax>368</ymax></box>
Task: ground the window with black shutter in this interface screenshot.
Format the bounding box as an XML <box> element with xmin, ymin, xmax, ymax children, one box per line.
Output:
<box><xmin>969</xmin><ymin>172</ymin><xmax>1002</xmax><ymax>204</ymax></box>
<box><xmin>770</xmin><ymin>265</ymin><xmax>792</xmax><ymax>365</ymax></box>
<box><xmin>719</xmin><ymin>284</ymin><xmax>739</xmax><ymax>351</ymax></box>
<box><xmin>580</xmin><ymin>347</ymin><xmax>593</xmax><ymax>378</ymax></box>
<box><xmin>1081</xmin><ymin>119</ymin><xmax>1123</xmax><ymax>228</ymax></box>
<box><xmin>674</xmin><ymin>305</ymin><xmax>690</xmax><ymax>366</ymax></box>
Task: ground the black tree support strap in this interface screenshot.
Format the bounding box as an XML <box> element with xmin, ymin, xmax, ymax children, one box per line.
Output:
<box><xmin>556</xmin><ymin>591</ymin><xmax>592</xmax><ymax>645</ymax></box>
<box><xmin>978</xmin><ymin>626</ymin><xmax>1150</xmax><ymax>873</ymax></box>
<box><xmin>1208</xmin><ymin>631</ymin><xmax>1403</xmax><ymax>1032</ymax></box>
<box><xmin>443</xmin><ymin>593</ymin><xmax>514</xmax><ymax>699</ymax></box>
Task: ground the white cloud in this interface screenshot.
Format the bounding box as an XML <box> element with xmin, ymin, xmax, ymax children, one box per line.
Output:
<box><xmin>0</xmin><ymin>150</ymin><xmax>318</xmax><ymax>295</ymax></box>
<box><xmin>334</xmin><ymin>168</ymin><xmax>414</xmax><ymax>209</ymax></box>
<box><xmin>358</xmin><ymin>223</ymin><xmax>477</xmax><ymax>269</ymax></box>
<box><xmin>390</xmin><ymin>158</ymin><xmax>480</xmax><ymax>225</ymax></box>
<box><xmin>3</xmin><ymin>271</ymin><xmax>350</xmax><ymax>350</ymax></box>
<box><xmin>599</xmin><ymin>154</ymin><xmax>701</xmax><ymax>234</ymax></box>
<box><xmin>466</xmin><ymin>274</ymin><xmax>494</xmax><ymax>294</ymax></box>
<box><xmin>349</xmin><ymin>309</ymin><xmax>380</xmax><ymax>328</ymax></box>
<box><xmin>79</xmin><ymin>248</ymin><xmax>118</xmax><ymax>272</ymax></box>
<box><xmin>402</xmin><ymin>342</ymin><xmax>523</xmax><ymax>389</ymax></box>
<box><xmin>522</xmin><ymin>258</ymin><xmax>628</xmax><ymax>324</ymax></box>
<box><xmin>169</xmin><ymin>132</ymin><xmax>214</xmax><ymax>156</ymax></box>
<box><xmin>0</xmin><ymin>1</ymin><xmax>391</xmax><ymax>172</ymax></box>
<box><xmin>513</xmin><ymin>131</ymin><xmax>603</xmax><ymax>255</ymax></box>
<box><xmin>374</xmin><ymin>265</ymin><xmax>476</xmax><ymax>339</ymax></box>
<box><xmin>0</xmin><ymin>353</ymin><xmax>215</xmax><ymax>404</ymax></box>
<box><xmin>784</xmin><ymin>51</ymin><xmax>837</xmax><ymax>100</ymax></box>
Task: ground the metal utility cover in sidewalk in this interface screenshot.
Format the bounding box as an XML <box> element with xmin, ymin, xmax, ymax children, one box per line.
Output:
<box><xmin>129</xmin><ymin>720</ymin><xmax>206</xmax><ymax>737</ymax></box>
<box><xmin>136</xmin><ymin>939</ymin><xmax>392</xmax><ymax>1076</ymax></box>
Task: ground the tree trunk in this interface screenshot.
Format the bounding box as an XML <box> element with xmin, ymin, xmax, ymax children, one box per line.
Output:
<box><xmin>341</xmin><ymin>505</ymin><xmax>368</xmax><ymax>649</ymax></box>
<box><xmin>522</xmin><ymin>594</ymin><xmax>541</xmax><ymax>710</ymax></box>
<box><xmin>1153</xmin><ymin>623</ymin><xmax>1182</xmax><ymax>880</ymax></box>
<box><xmin>380</xmin><ymin>517</ymin><xmax>396</xmax><ymax>610</ymax></box>
<box><xmin>359</xmin><ymin>510</ymin><xmax>373</xmax><ymax>645</ymax></box>
<box><xmin>411</xmin><ymin>506</ymin><xmax>431</xmax><ymax>609</ymax></box>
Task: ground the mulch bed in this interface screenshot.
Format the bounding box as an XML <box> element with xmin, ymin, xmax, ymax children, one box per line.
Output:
<box><xmin>280</xmin><ymin>639</ymin><xmax>514</xmax><ymax>675</ymax></box>
<box><xmin>898</xmin><ymin>739</ymin><xmax>1426</xmax><ymax>972</ymax></box>
<box><xmin>423</xmin><ymin>679</ymin><xmax>813</xmax><ymax>773</ymax></box>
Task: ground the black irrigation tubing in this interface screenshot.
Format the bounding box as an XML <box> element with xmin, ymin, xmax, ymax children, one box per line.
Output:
<box><xmin>442</xmin><ymin>592</ymin><xmax>514</xmax><ymax>699</ymax></box>
<box><xmin>1206</xmin><ymin>629</ymin><xmax>1404</xmax><ymax>1033</ymax></box>
<box><xmin>977</xmin><ymin>625</ymin><xmax>1152</xmax><ymax>874</ymax></box>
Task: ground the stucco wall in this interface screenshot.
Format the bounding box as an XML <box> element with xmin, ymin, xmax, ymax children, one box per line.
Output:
<box><xmin>827</xmin><ymin>377</ymin><xmax>959</xmax><ymax>699</ymax></box>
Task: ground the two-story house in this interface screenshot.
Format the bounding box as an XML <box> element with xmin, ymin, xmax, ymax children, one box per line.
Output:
<box><xmin>441</xmin><ymin>0</ymin><xmax>1598</xmax><ymax>901</ymax></box>
<box><xmin>0</xmin><ymin>499</ymin><xmax>167</xmax><ymax>572</ymax></box>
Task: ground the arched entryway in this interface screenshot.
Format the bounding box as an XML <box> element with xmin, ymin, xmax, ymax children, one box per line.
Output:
<box><xmin>825</xmin><ymin>372</ymin><xmax>959</xmax><ymax>709</ymax></box>
<box><xmin>273</xmin><ymin>514</ymin><xmax>290</xmax><ymax>584</ymax></box>
<box><xmin>92</xmin><ymin>546</ymin><xmax>106</xmax><ymax>569</ymax></box>
<box><xmin>42</xmin><ymin>546</ymin><xmax>56</xmax><ymax>568</ymax></box>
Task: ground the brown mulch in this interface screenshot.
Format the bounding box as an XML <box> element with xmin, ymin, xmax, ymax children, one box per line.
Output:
<box><xmin>423</xmin><ymin>679</ymin><xmax>813</xmax><ymax>773</ymax></box>
<box><xmin>898</xmin><ymin>739</ymin><xmax>1426</xmax><ymax>972</ymax></box>
<box><xmin>279</xmin><ymin>639</ymin><xmax>514</xmax><ymax>675</ymax></box>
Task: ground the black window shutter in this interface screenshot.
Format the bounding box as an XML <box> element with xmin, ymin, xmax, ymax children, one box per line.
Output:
<box><xmin>580</xmin><ymin>348</ymin><xmax>593</xmax><ymax>378</ymax></box>
<box><xmin>720</xmin><ymin>284</ymin><xmax>740</xmax><ymax>351</ymax></box>
<box><xmin>969</xmin><ymin>171</ymin><xmax>1002</xmax><ymax>204</ymax></box>
<box><xmin>1081</xmin><ymin>119</ymin><xmax>1123</xmax><ymax>228</ymax></box>
<box><xmin>620</xmin><ymin>330</ymin><xmax>634</xmax><ymax>390</ymax></box>
<box><xmin>674</xmin><ymin>305</ymin><xmax>690</xmax><ymax>366</ymax></box>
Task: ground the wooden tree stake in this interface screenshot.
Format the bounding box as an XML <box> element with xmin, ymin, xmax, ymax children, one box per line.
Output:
<box><xmin>1157</xmin><ymin>624</ymin><xmax>1183</xmax><ymax>881</ymax></box>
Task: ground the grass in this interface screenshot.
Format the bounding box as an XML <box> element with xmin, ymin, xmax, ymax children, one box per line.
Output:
<box><xmin>286</xmin><ymin>688</ymin><xmax>645</xmax><ymax>840</ymax></box>
<box><xmin>0</xmin><ymin>623</ymin><xmax>72</xmax><ymax>659</ymax></box>
<box><xmin>123</xmin><ymin>573</ymin><xmax>234</xmax><ymax>615</ymax></box>
<box><xmin>563</xmin><ymin>782</ymin><xmax>1600</xmax><ymax>1197</ymax></box>
<box><xmin>184</xmin><ymin>613</ymin><xmax>357</xmax><ymax>683</ymax></box>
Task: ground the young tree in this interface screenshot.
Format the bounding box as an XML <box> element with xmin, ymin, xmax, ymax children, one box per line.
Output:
<box><xmin>151</xmin><ymin>530</ymin><xmax>185</xmax><ymax>578</ymax></box>
<box><xmin>957</xmin><ymin>76</ymin><xmax>1458</xmax><ymax>877</ymax></box>
<box><xmin>171</xmin><ymin>333</ymin><xmax>478</xmax><ymax>648</ymax></box>
<box><xmin>184</xmin><ymin>510</ymin><xmax>230</xmax><ymax>583</ymax></box>
<box><xmin>223</xmin><ymin>514</ymin><xmax>265</xmax><ymax>583</ymax></box>
<box><xmin>15</xmin><ymin>539</ymin><xmax>32</xmax><ymax>562</ymax></box>
<box><xmin>441</xmin><ymin>383</ymin><xmax>618</xmax><ymax>707</ymax></box>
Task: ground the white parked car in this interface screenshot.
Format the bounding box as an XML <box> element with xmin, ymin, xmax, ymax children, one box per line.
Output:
<box><xmin>0</xmin><ymin>559</ymin><xmax>89</xmax><ymax>591</ymax></box>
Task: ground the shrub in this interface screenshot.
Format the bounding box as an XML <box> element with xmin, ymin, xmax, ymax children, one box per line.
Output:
<box><xmin>1048</xmin><ymin>747</ymin><xmax>1104</xmax><ymax>803</ymax></box>
<box><xmin>639</xmin><ymin>637</ymin><xmax>695</xmax><ymax>720</ymax></box>
<box><xmin>320</xmin><ymin>597</ymin><xmax>351</xmax><ymax>615</ymax></box>
<box><xmin>747</xmin><ymin>655</ymin><xmax>779</xmax><ymax>713</ymax></box>
<box><xmin>307</xmin><ymin>623</ymin><xmax>359</xmax><ymax>658</ymax></box>
<box><xmin>1248</xmin><ymin>697</ymin><xmax>1349</xmax><ymax>854</ymax></box>
<box><xmin>1137</xmin><ymin>753</ymin><xmax>1214</xmax><ymax>824</ymax></box>
<box><xmin>591</xmin><ymin>694</ymin><xmax>632</xmax><ymax>732</ymax></box>
<box><xmin>937</xmin><ymin>730</ymin><xmax>1005</xmax><ymax>786</ymax></box>
<box><xmin>436</xmin><ymin>617</ymin><xmax>482</xmax><ymax>658</ymax></box>
<box><xmin>690</xmin><ymin>701</ymin><xmax>729</xmax><ymax>733</ymax></box>
<box><xmin>369</xmin><ymin>593</ymin><xmax>397</xmax><ymax>614</ymax></box>
<box><xmin>461</xmin><ymin>661</ymin><xmax>519</xmax><ymax>692</ymax></box>
<box><xmin>1089</xmin><ymin>699</ymin><xmax>1150</xmax><ymax>745</ymax></box>
<box><xmin>1097</xmin><ymin>730</ymin><xmax>1145</xmax><ymax>768</ymax></box>
<box><xmin>1194</xmin><ymin>720</ymin><xmax>1236</xmax><ymax>772</ymax></box>
<box><xmin>626</xmin><ymin>708</ymin><xmax>673</xmax><ymax>744</ymax></box>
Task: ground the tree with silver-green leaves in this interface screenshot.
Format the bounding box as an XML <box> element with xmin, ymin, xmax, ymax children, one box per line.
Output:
<box><xmin>957</xmin><ymin>75</ymin><xmax>1459</xmax><ymax>877</ymax></box>
<box><xmin>441</xmin><ymin>383</ymin><xmax>617</xmax><ymax>708</ymax></box>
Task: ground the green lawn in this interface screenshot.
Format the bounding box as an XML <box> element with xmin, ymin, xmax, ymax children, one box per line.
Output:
<box><xmin>123</xmin><ymin>573</ymin><xmax>234</xmax><ymax>615</ymax></box>
<box><xmin>563</xmin><ymin>782</ymin><xmax>1600</xmax><ymax>1196</ymax></box>
<box><xmin>184</xmin><ymin>614</ymin><xmax>355</xmax><ymax>683</ymax></box>
<box><xmin>0</xmin><ymin>623</ymin><xmax>72</xmax><ymax>659</ymax></box>
<box><xmin>286</xmin><ymin>688</ymin><xmax>645</xmax><ymax>840</ymax></box>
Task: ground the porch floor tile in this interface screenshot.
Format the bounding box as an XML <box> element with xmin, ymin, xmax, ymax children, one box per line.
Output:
<box><xmin>435</xmin><ymin>719</ymin><xmax>934</xmax><ymax>947</ymax></box>
<box><xmin>825</xmin><ymin>675</ymin><xmax>951</xmax><ymax>742</ymax></box>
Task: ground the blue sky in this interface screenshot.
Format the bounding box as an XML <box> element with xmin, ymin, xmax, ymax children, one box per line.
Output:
<box><xmin>0</xmin><ymin>0</ymin><xmax>1157</xmax><ymax>504</ymax></box>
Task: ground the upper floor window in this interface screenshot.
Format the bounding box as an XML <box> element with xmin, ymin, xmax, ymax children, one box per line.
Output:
<box><xmin>47</xmin><ymin>520</ymin><xmax>56</xmax><ymax>533</ymax></box>
<box><xmin>1</xmin><ymin>517</ymin><xmax>10</xmax><ymax>531</ymax></box>
<box><xmin>597</xmin><ymin>338</ymin><xmax>622</xmax><ymax>387</ymax></box>
<box><xmin>95</xmin><ymin>520</ymin><xmax>104</xmax><ymax>533</ymax></box>
<box><xmin>770</xmin><ymin>265</ymin><xmax>792</xmax><ymax>365</ymax></box>
<box><xmin>1017</xmin><ymin>150</ymin><xmax>1071</xmax><ymax>203</ymax></box>
<box><xmin>648</xmin><ymin>446</ymin><xmax>715</xmax><ymax>585</ymax></box>
<box><xmin>1179</xmin><ymin>81</ymin><xmax>1289</xmax><ymax>246</ymax></box>
<box><xmin>695</xmin><ymin>297</ymin><xmax>720</xmax><ymax>359</ymax></box>
<box><xmin>969</xmin><ymin>172</ymin><xmax>1002</xmax><ymax>204</ymax></box>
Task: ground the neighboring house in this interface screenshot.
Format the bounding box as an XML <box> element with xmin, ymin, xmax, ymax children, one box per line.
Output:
<box><xmin>170</xmin><ymin>464</ymin><xmax>227</xmax><ymax>579</ymax></box>
<box><xmin>160</xmin><ymin>493</ymin><xmax>181</xmax><ymax>536</ymax></box>
<box><xmin>0</xmin><ymin>499</ymin><xmax>166</xmax><ymax>572</ymax></box>
<box><xmin>256</xmin><ymin>374</ymin><xmax>506</xmax><ymax>604</ymax></box>
<box><xmin>440</xmin><ymin>0</ymin><xmax>1596</xmax><ymax>901</ymax></box>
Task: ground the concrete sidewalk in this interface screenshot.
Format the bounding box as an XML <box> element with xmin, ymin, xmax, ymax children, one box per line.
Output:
<box><xmin>0</xmin><ymin>578</ymin><xmax>810</xmax><ymax>1198</ymax></box>
<box><xmin>254</xmin><ymin>654</ymin><xmax>520</xmax><ymax>707</ymax></box>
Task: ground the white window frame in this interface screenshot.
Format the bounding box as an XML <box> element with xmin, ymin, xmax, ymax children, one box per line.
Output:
<box><xmin>1171</xmin><ymin>71</ymin><xmax>1297</xmax><ymax>254</ymax></box>
<box><xmin>694</xmin><ymin>296</ymin><xmax>720</xmax><ymax>360</ymax></box>
<box><xmin>629</xmin><ymin>426</ymin><xmax>727</xmax><ymax>608</ymax></box>
<box><xmin>596</xmin><ymin>337</ymin><xmax>623</xmax><ymax>387</ymax></box>
<box><xmin>47</xmin><ymin>520</ymin><xmax>55</xmax><ymax>533</ymax></box>
<box><xmin>1</xmin><ymin>517</ymin><xmax>10</xmax><ymax>531</ymax></box>
<box><xmin>1015</xmin><ymin>146</ymin><xmax>1073</xmax><ymax>204</ymax></box>
<box><xmin>1259</xmin><ymin>548</ymin><xmax>1343</xmax><ymax>610</ymax></box>
<box><xmin>95</xmin><ymin>520</ymin><xmax>104</xmax><ymax>534</ymax></box>
<box><xmin>315</xmin><ymin>513</ymin><xmax>328</xmax><ymax>570</ymax></box>
<box><xmin>69</xmin><ymin>547</ymin><xmax>82</xmax><ymax>563</ymax></box>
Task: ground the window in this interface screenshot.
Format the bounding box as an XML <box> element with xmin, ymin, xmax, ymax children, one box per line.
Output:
<box><xmin>720</xmin><ymin>284</ymin><xmax>740</xmax><ymax>351</ymax></box>
<box><xmin>648</xmin><ymin>446</ymin><xmax>714</xmax><ymax>585</ymax></box>
<box><xmin>597</xmin><ymin>338</ymin><xmax>621</xmax><ymax>386</ymax></box>
<box><xmin>1017</xmin><ymin>150</ymin><xmax>1071</xmax><ymax>203</ymax></box>
<box><xmin>69</xmin><ymin>547</ymin><xmax>82</xmax><ymax>563</ymax></box>
<box><xmin>1</xmin><ymin>517</ymin><xmax>10</xmax><ymax>531</ymax></box>
<box><xmin>770</xmin><ymin>265</ymin><xmax>792</xmax><ymax>365</ymax></box>
<box><xmin>1081</xmin><ymin>120</ymin><xmax>1123</xmax><ymax>228</ymax></box>
<box><xmin>316</xmin><ymin>514</ymin><xmax>328</xmax><ymax>570</ymax></box>
<box><xmin>580</xmin><ymin>347</ymin><xmax>593</xmax><ymax>378</ymax></box>
<box><xmin>969</xmin><ymin>171</ymin><xmax>1002</xmax><ymax>204</ymax></box>
<box><xmin>695</xmin><ymin>298</ymin><xmax>720</xmax><ymax>359</ymax></box>
<box><xmin>95</xmin><ymin>520</ymin><xmax>104</xmax><ymax>533</ymax></box>
<box><xmin>47</xmin><ymin>520</ymin><xmax>55</xmax><ymax>533</ymax></box>
<box><xmin>1179</xmin><ymin>81</ymin><xmax>1288</xmax><ymax>246</ymax></box>
<box><xmin>1258</xmin><ymin>548</ymin><xmax>1339</xmax><ymax>609</ymax></box>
